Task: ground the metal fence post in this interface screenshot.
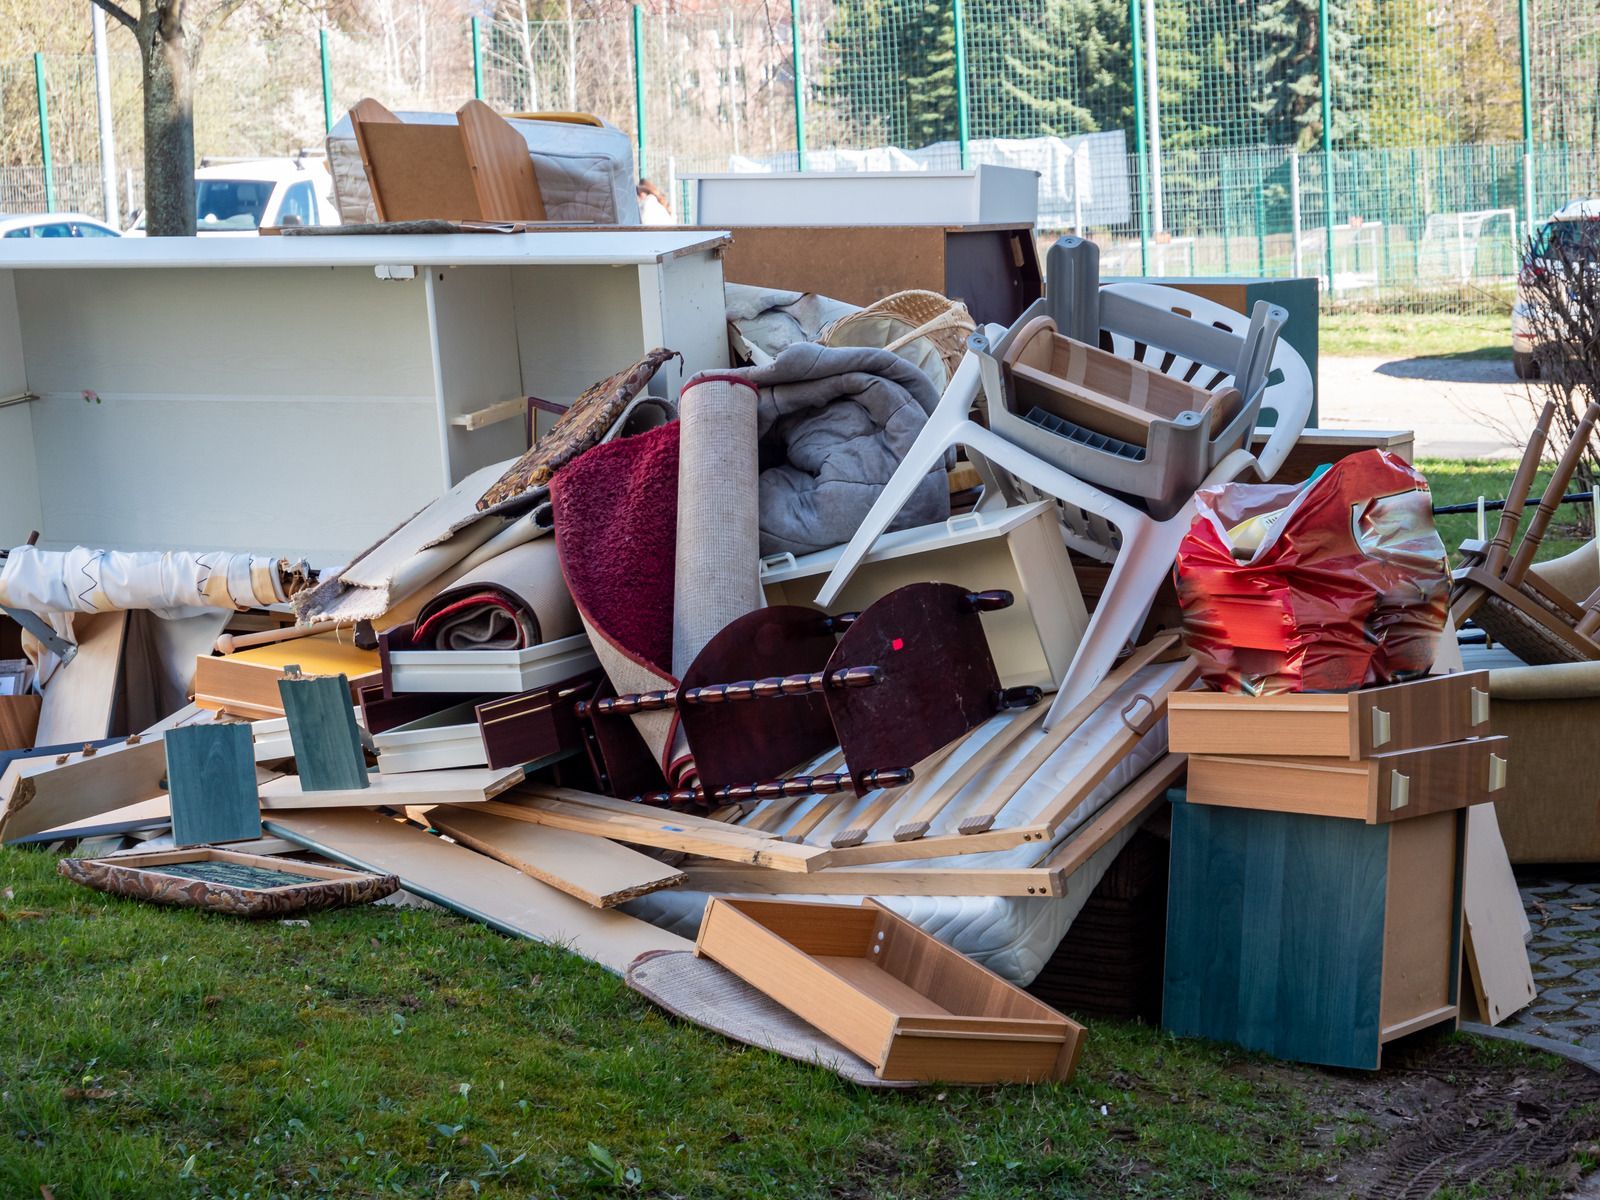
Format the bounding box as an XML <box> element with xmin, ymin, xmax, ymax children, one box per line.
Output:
<box><xmin>1255</xmin><ymin>168</ymin><xmax>1266</xmax><ymax>275</ymax></box>
<box><xmin>1143</xmin><ymin>0</ymin><xmax>1163</xmax><ymax>234</ymax></box>
<box><xmin>1220</xmin><ymin>155</ymin><xmax>1232</xmax><ymax>274</ymax></box>
<box><xmin>1129</xmin><ymin>0</ymin><xmax>1151</xmax><ymax>275</ymax></box>
<box><xmin>33</xmin><ymin>53</ymin><xmax>54</xmax><ymax>213</ymax></box>
<box><xmin>471</xmin><ymin>17</ymin><xmax>485</xmax><ymax>101</ymax></box>
<box><xmin>952</xmin><ymin>0</ymin><xmax>971</xmax><ymax>170</ymax></box>
<box><xmin>1518</xmin><ymin>0</ymin><xmax>1535</xmax><ymax>237</ymax></box>
<box><xmin>320</xmin><ymin>29</ymin><xmax>334</xmax><ymax>134</ymax></box>
<box><xmin>92</xmin><ymin>4</ymin><xmax>119</xmax><ymax>225</ymax></box>
<box><xmin>1317</xmin><ymin>0</ymin><xmax>1335</xmax><ymax>299</ymax></box>
<box><xmin>790</xmin><ymin>0</ymin><xmax>808</xmax><ymax>170</ymax></box>
<box><xmin>1290</xmin><ymin>150</ymin><xmax>1303</xmax><ymax>277</ymax></box>
<box><xmin>632</xmin><ymin>5</ymin><xmax>647</xmax><ymax>176</ymax></box>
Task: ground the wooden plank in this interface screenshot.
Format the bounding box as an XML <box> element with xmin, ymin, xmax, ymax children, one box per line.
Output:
<box><xmin>0</xmin><ymin>694</ymin><xmax>41</xmax><ymax>752</ymax></box>
<box><xmin>457</xmin><ymin>99</ymin><xmax>547</xmax><ymax>221</ymax></box>
<box><xmin>165</xmin><ymin>723</ymin><xmax>261</xmax><ymax>847</ymax></box>
<box><xmin>429</xmin><ymin>807</ymin><xmax>685</xmax><ymax>908</ymax></box>
<box><xmin>258</xmin><ymin>766</ymin><xmax>524</xmax><ymax>811</ymax></box>
<box><xmin>890</xmin><ymin>706</ymin><xmax>1046</xmax><ymax>842</ymax></box>
<box><xmin>682</xmin><ymin>862</ymin><xmax>1065</xmax><ymax>898</ymax></box>
<box><xmin>195</xmin><ymin>634</ymin><xmax>380</xmax><ymax>719</ymax></box>
<box><xmin>821</xmin><ymin>823</ymin><xmax>1053</xmax><ymax>867</ymax></box>
<box><xmin>832</xmin><ymin>737</ymin><xmax>965</xmax><ymax>848</ymax></box>
<box><xmin>1036</xmin><ymin>752</ymin><xmax>1186</xmax><ymax>876</ymax></box>
<box><xmin>278</xmin><ymin>674</ymin><xmax>369</xmax><ymax>791</ymax></box>
<box><xmin>0</xmin><ymin>734</ymin><xmax>168</xmax><ymax>843</ymax></box>
<box><xmin>265</xmin><ymin>808</ymin><xmax>692</xmax><ymax>974</ymax></box>
<box><xmin>471</xmin><ymin>794</ymin><xmax>833</xmax><ymax>873</ymax></box>
<box><xmin>35</xmin><ymin>610</ymin><xmax>128</xmax><ymax>745</ymax></box>
<box><xmin>1380</xmin><ymin>810</ymin><xmax>1460</xmax><ymax>1035</ymax></box>
<box><xmin>1461</xmin><ymin>804</ymin><xmax>1537</xmax><ymax>1026</ymax></box>
<box><xmin>958</xmin><ymin>636</ymin><xmax>1182</xmax><ymax>835</ymax></box>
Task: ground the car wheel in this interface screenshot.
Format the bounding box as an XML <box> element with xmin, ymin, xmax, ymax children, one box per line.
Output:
<box><xmin>1513</xmin><ymin>351</ymin><xmax>1539</xmax><ymax>381</ymax></box>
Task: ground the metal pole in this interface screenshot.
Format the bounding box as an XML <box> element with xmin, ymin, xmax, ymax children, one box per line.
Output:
<box><xmin>320</xmin><ymin>29</ymin><xmax>334</xmax><ymax>134</ymax></box>
<box><xmin>1220</xmin><ymin>156</ymin><xmax>1231</xmax><ymax>274</ymax></box>
<box><xmin>92</xmin><ymin>5</ymin><xmax>118</xmax><ymax>225</ymax></box>
<box><xmin>1130</xmin><ymin>0</ymin><xmax>1151</xmax><ymax>274</ymax></box>
<box><xmin>471</xmin><ymin>17</ymin><xmax>485</xmax><ymax>101</ymax></box>
<box><xmin>1318</xmin><ymin>0</ymin><xmax>1336</xmax><ymax>298</ymax></box>
<box><xmin>1143</xmin><ymin>0</ymin><xmax>1163</xmax><ymax>233</ymax></box>
<box><xmin>1518</xmin><ymin>0</ymin><xmax>1535</xmax><ymax>236</ymax></box>
<box><xmin>33</xmin><ymin>53</ymin><xmax>54</xmax><ymax>213</ymax></box>
<box><xmin>1255</xmin><ymin>167</ymin><xmax>1266</xmax><ymax>275</ymax></box>
<box><xmin>632</xmin><ymin>5</ymin><xmax>647</xmax><ymax>176</ymax></box>
<box><xmin>790</xmin><ymin>0</ymin><xmax>807</xmax><ymax>170</ymax></box>
<box><xmin>1290</xmin><ymin>150</ymin><xmax>1303</xmax><ymax>276</ymax></box>
<box><xmin>953</xmin><ymin>0</ymin><xmax>971</xmax><ymax>170</ymax></box>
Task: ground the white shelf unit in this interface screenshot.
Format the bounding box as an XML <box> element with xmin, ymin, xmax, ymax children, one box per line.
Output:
<box><xmin>0</xmin><ymin>231</ymin><xmax>730</xmax><ymax>562</ymax></box>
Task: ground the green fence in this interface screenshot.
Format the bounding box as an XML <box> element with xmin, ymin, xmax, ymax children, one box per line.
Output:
<box><xmin>11</xmin><ymin>0</ymin><xmax>1600</xmax><ymax>311</ymax></box>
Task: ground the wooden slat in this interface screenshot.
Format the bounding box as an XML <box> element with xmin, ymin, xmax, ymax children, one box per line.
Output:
<box><xmin>429</xmin><ymin>807</ymin><xmax>685</xmax><ymax>908</ymax></box>
<box><xmin>1461</xmin><ymin>805</ymin><xmax>1537</xmax><ymax>1025</ymax></box>
<box><xmin>457</xmin><ymin>99</ymin><xmax>547</xmax><ymax>221</ymax></box>
<box><xmin>831</xmin><ymin>737</ymin><xmax>965</xmax><ymax>848</ymax></box>
<box><xmin>682</xmin><ymin>862</ymin><xmax>1065</xmax><ymax>898</ymax></box>
<box><xmin>475</xmin><ymin>792</ymin><xmax>833</xmax><ymax>873</ymax></box>
<box><xmin>821</xmin><ymin>823</ymin><xmax>1052</xmax><ymax>867</ymax></box>
<box><xmin>266</xmin><ymin>808</ymin><xmax>691</xmax><ymax>974</ymax></box>
<box><xmin>1035</xmin><ymin>752</ymin><xmax>1186</xmax><ymax>876</ymax></box>
<box><xmin>890</xmin><ymin>706</ymin><xmax>1046</xmax><ymax>842</ymax></box>
<box><xmin>958</xmin><ymin>635</ymin><xmax>1180</xmax><ymax>834</ymax></box>
<box><xmin>258</xmin><ymin>766</ymin><xmax>524</xmax><ymax>810</ymax></box>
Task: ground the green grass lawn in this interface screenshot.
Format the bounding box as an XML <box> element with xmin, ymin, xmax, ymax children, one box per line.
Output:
<box><xmin>1421</xmin><ymin>458</ymin><xmax>1591</xmax><ymax>564</ymax></box>
<box><xmin>1321</xmin><ymin>312</ymin><xmax>1510</xmax><ymax>361</ymax></box>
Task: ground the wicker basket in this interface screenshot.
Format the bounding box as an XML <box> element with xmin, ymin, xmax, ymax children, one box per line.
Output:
<box><xmin>822</xmin><ymin>290</ymin><xmax>975</xmax><ymax>390</ymax></box>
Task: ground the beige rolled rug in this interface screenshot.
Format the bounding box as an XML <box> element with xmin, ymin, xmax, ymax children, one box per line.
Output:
<box><xmin>412</xmin><ymin>538</ymin><xmax>579</xmax><ymax>650</ymax></box>
<box><xmin>670</xmin><ymin>374</ymin><xmax>763</xmax><ymax>787</ymax></box>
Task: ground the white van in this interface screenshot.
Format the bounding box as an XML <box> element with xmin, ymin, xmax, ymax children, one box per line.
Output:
<box><xmin>128</xmin><ymin>157</ymin><xmax>341</xmax><ymax>236</ymax></box>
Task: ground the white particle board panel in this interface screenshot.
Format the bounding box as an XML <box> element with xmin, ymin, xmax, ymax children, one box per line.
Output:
<box><xmin>425</xmin><ymin>266</ymin><xmax>528</xmax><ymax>484</ymax></box>
<box><xmin>642</xmin><ymin>251</ymin><xmax>731</xmax><ymax>394</ymax></box>
<box><xmin>686</xmin><ymin>167</ymin><xmax>1039</xmax><ymax>226</ymax></box>
<box><xmin>511</xmin><ymin>264</ymin><xmax>648</xmax><ymax>405</ymax></box>
<box><xmin>0</xmin><ymin>231</ymin><xmax>730</xmax><ymax>270</ymax></box>
<box><xmin>0</xmin><ymin>270</ymin><xmax>42</xmax><ymax>545</ymax></box>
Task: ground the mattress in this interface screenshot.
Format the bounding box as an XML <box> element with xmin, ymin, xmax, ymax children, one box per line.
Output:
<box><xmin>627</xmin><ymin>660</ymin><xmax>1181</xmax><ymax>984</ymax></box>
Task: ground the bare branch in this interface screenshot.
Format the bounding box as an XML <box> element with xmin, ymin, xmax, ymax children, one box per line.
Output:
<box><xmin>88</xmin><ymin>0</ymin><xmax>138</xmax><ymax>32</ymax></box>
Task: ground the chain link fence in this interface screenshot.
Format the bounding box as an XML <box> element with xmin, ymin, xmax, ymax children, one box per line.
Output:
<box><xmin>7</xmin><ymin>0</ymin><xmax>1600</xmax><ymax>311</ymax></box>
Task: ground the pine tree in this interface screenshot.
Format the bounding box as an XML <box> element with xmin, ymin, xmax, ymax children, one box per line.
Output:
<box><xmin>1251</xmin><ymin>0</ymin><xmax>1369</xmax><ymax>149</ymax></box>
<box><xmin>821</xmin><ymin>0</ymin><xmax>962</xmax><ymax>147</ymax></box>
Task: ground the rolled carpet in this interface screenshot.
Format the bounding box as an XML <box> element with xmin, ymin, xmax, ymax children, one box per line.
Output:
<box><xmin>412</xmin><ymin>538</ymin><xmax>580</xmax><ymax>651</ymax></box>
<box><xmin>551</xmin><ymin>421</ymin><xmax>681</xmax><ymax>774</ymax></box>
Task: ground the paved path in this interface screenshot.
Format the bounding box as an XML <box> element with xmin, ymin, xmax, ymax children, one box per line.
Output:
<box><xmin>1319</xmin><ymin>355</ymin><xmax>1539</xmax><ymax>459</ymax></box>
<box><xmin>1507</xmin><ymin>870</ymin><xmax>1600</xmax><ymax>1058</ymax></box>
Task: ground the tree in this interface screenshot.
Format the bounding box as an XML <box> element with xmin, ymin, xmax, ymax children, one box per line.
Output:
<box><xmin>1250</xmin><ymin>0</ymin><xmax>1368</xmax><ymax>150</ymax></box>
<box><xmin>88</xmin><ymin>0</ymin><xmax>253</xmax><ymax>236</ymax></box>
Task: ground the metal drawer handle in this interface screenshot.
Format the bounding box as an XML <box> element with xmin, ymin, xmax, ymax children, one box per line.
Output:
<box><xmin>1371</xmin><ymin>707</ymin><xmax>1392</xmax><ymax>748</ymax></box>
<box><xmin>1471</xmin><ymin>687</ymin><xmax>1491</xmax><ymax>727</ymax></box>
<box><xmin>1389</xmin><ymin>771</ymin><xmax>1410</xmax><ymax>811</ymax></box>
<box><xmin>1489</xmin><ymin>754</ymin><xmax>1508</xmax><ymax>792</ymax></box>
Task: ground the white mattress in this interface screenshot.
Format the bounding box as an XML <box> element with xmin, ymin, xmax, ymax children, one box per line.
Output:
<box><xmin>627</xmin><ymin>660</ymin><xmax>1182</xmax><ymax>984</ymax></box>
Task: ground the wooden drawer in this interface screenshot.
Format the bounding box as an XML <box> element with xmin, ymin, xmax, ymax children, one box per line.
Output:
<box><xmin>694</xmin><ymin>897</ymin><xmax>1084</xmax><ymax>1084</ymax></box>
<box><xmin>1187</xmin><ymin>735</ymin><xmax>1509</xmax><ymax>824</ymax></box>
<box><xmin>1164</xmin><ymin>800</ymin><xmax>1462</xmax><ymax>1070</ymax></box>
<box><xmin>474</xmin><ymin>672</ymin><xmax>597</xmax><ymax>771</ymax></box>
<box><xmin>1169</xmin><ymin>672</ymin><xmax>1491</xmax><ymax>760</ymax></box>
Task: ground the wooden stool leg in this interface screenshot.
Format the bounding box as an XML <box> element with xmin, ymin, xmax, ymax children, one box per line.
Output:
<box><xmin>1506</xmin><ymin>402</ymin><xmax>1600</xmax><ymax>587</ymax></box>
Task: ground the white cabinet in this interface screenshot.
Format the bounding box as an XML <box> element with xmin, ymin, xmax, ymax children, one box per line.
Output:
<box><xmin>0</xmin><ymin>231</ymin><xmax>729</xmax><ymax>562</ymax></box>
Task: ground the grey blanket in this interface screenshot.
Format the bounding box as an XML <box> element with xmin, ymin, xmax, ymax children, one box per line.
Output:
<box><xmin>724</xmin><ymin>343</ymin><xmax>949</xmax><ymax>557</ymax></box>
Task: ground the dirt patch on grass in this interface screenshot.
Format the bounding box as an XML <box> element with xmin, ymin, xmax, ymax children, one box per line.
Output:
<box><xmin>1287</xmin><ymin>1037</ymin><xmax>1600</xmax><ymax>1199</ymax></box>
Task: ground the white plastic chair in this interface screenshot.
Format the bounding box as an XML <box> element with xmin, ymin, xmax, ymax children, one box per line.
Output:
<box><xmin>814</xmin><ymin>289</ymin><xmax>1313</xmax><ymax>728</ymax></box>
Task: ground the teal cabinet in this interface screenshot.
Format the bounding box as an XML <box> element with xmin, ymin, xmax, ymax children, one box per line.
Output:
<box><xmin>1163</xmin><ymin>798</ymin><xmax>1463</xmax><ymax>1069</ymax></box>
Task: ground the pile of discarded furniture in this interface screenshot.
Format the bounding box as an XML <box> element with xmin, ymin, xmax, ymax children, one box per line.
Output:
<box><xmin>0</xmin><ymin>113</ymin><xmax>1545</xmax><ymax>1084</ymax></box>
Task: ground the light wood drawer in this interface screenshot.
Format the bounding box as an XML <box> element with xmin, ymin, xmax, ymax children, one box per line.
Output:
<box><xmin>1169</xmin><ymin>671</ymin><xmax>1491</xmax><ymax>760</ymax></box>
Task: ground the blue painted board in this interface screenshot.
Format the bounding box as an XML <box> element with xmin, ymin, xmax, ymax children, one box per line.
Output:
<box><xmin>166</xmin><ymin>723</ymin><xmax>261</xmax><ymax>848</ymax></box>
<box><xmin>1164</xmin><ymin>799</ymin><xmax>1388</xmax><ymax>1069</ymax></box>
<box><xmin>279</xmin><ymin>674</ymin><xmax>369</xmax><ymax>792</ymax></box>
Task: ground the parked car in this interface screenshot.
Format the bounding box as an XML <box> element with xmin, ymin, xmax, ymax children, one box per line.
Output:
<box><xmin>0</xmin><ymin>212</ymin><xmax>121</xmax><ymax>239</ymax></box>
<box><xmin>127</xmin><ymin>156</ymin><xmax>341</xmax><ymax>236</ymax></box>
<box><xmin>1512</xmin><ymin>198</ymin><xmax>1600</xmax><ymax>379</ymax></box>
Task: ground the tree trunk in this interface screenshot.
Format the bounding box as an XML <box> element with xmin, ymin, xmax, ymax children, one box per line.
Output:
<box><xmin>140</xmin><ymin>20</ymin><xmax>195</xmax><ymax>237</ymax></box>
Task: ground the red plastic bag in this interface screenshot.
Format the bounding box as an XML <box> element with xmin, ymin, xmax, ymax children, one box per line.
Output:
<box><xmin>1174</xmin><ymin>450</ymin><xmax>1448</xmax><ymax>694</ymax></box>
